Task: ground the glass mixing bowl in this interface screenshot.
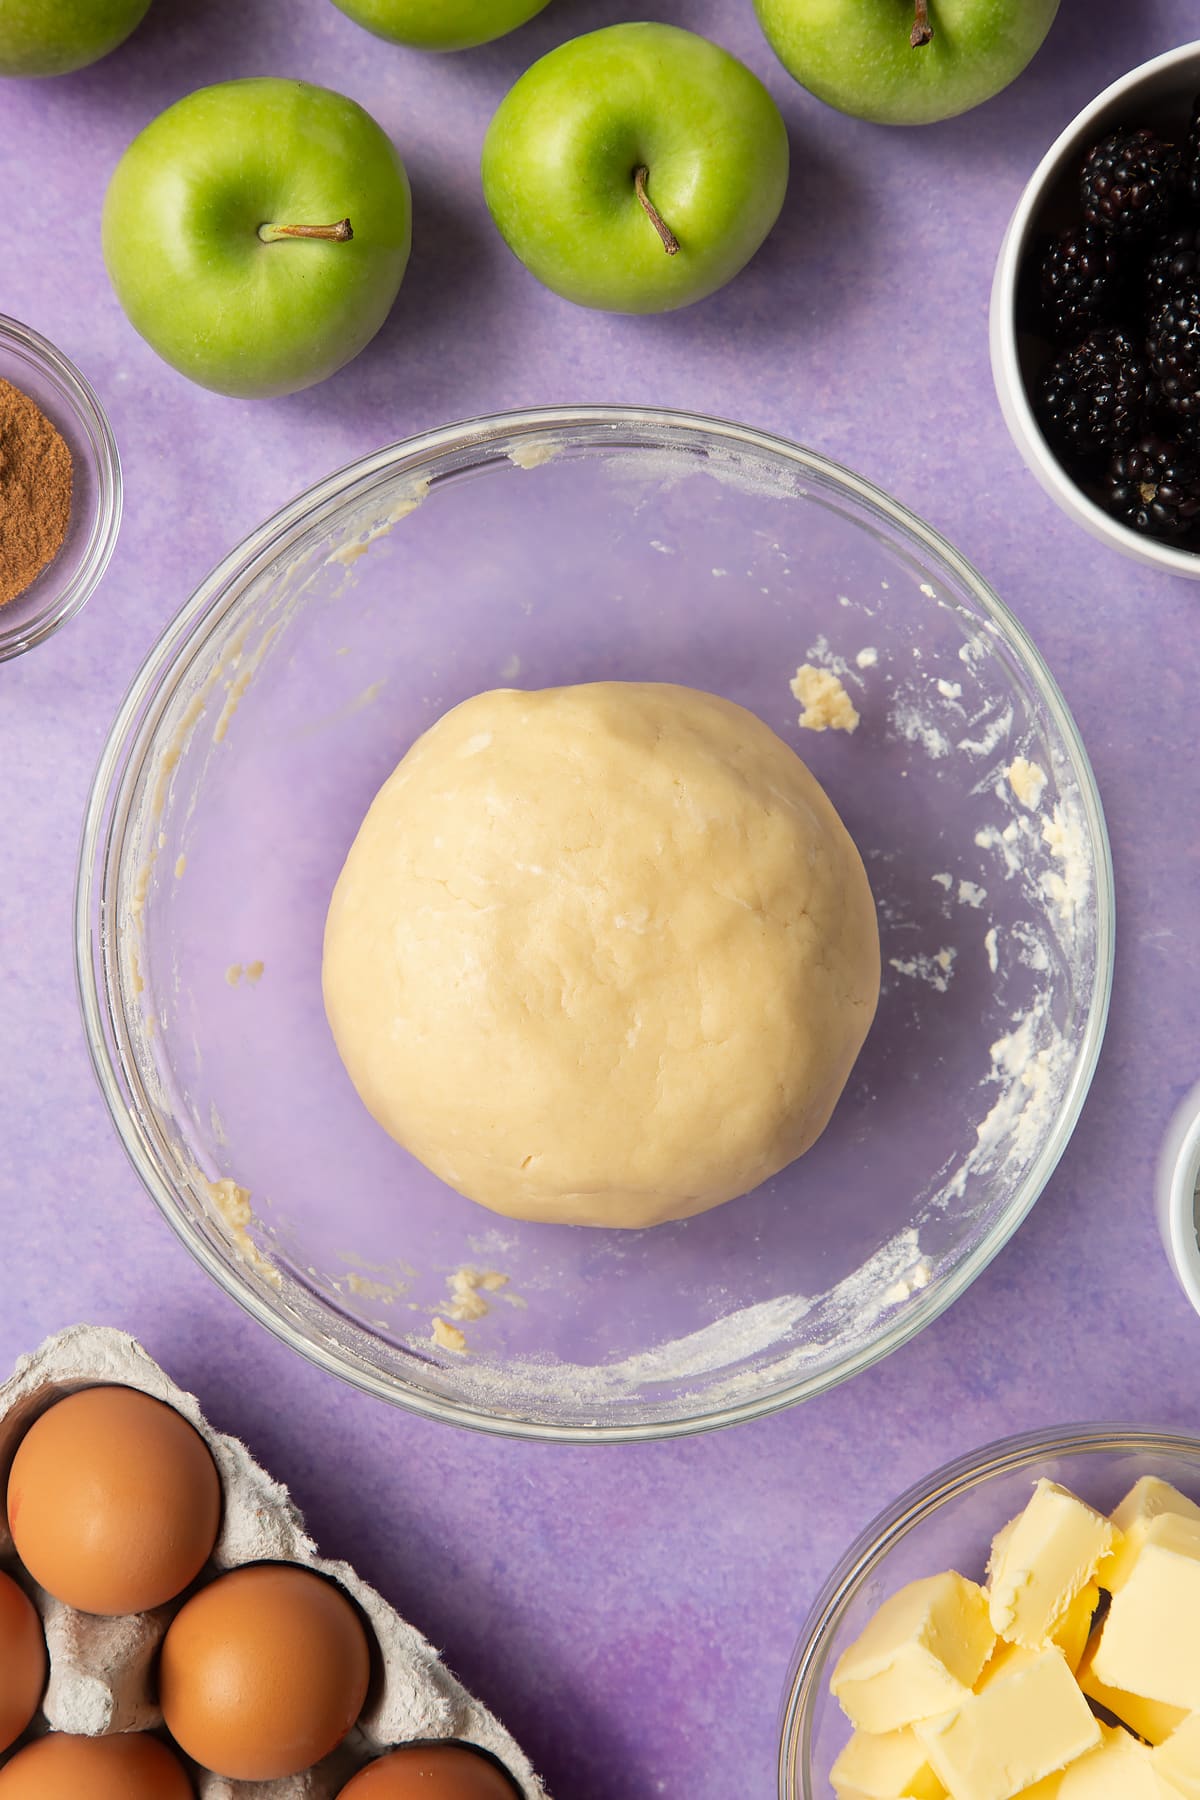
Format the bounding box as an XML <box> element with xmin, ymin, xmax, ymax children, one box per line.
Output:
<box><xmin>778</xmin><ymin>1424</ymin><xmax>1200</xmax><ymax>1799</ymax></box>
<box><xmin>76</xmin><ymin>407</ymin><xmax>1113</xmax><ymax>1441</ymax></box>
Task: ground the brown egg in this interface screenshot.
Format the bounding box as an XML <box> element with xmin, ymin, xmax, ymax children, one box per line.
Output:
<box><xmin>6</xmin><ymin>1386</ymin><xmax>221</xmax><ymax>1615</ymax></box>
<box><xmin>159</xmin><ymin>1562</ymin><xmax>371</xmax><ymax>1779</ymax></box>
<box><xmin>0</xmin><ymin>1571</ymin><xmax>45</xmax><ymax>1753</ymax></box>
<box><xmin>0</xmin><ymin>1731</ymin><xmax>193</xmax><ymax>1798</ymax></box>
<box><xmin>336</xmin><ymin>1745</ymin><xmax>521</xmax><ymax>1798</ymax></box>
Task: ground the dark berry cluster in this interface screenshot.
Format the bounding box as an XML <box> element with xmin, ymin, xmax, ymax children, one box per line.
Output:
<box><xmin>1032</xmin><ymin>103</ymin><xmax>1200</xmax><ymax>548</ymax></box>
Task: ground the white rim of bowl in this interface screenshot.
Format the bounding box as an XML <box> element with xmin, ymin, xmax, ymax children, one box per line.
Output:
<box><xmin>777</xmin><ymin>1421</ymin><xmax>1200</xmax><ymax>1799</ymax></box>
<box><xmin>1158</xmin><ymin>1083</ymin><xmax>1200</xmax><ymax>1314</ymax></box>
<box><xmin>991</xmin><ymin>39</ymin><xmax>1200</xmax><ymax>576</ymax></box>
<box><xmin>74</xmin><ymin>404</ymin><xmax>1116</xmax><ymax>1442</ymax></box>
<box><xmin>0</xmin><ymin>314</ymin><xmax>123</xmax><ymax>661</ymax></box>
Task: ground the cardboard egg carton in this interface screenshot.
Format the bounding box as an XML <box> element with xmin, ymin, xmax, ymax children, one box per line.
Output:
<box><xmin>0</xmin><ymin>1325</ymin><xmax>545</xmax><ymax>1800</ymax></box>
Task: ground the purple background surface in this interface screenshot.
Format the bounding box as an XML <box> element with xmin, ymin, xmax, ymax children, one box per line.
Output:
<box><xmin>2</xmin><ymin>2</ymin><xmax>1199</xmax><ymax>1796</ymax></box>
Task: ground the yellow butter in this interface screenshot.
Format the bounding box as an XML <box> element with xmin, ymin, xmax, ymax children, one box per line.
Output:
<box><xmin>1051</xmin><ymin>1583</ymin><xmax>1101</xmax><ymax>1673</ymax></box>
<box><xmin>915</xmin><ymin>1646</ymin><xmax>1100</xmax><ymax>1800</ymax></box>
<box><xmin>1100</xmin><ymin>1479</ymin><xmax>1200</xmax><ymax>1595</ymax></box>
<box><xmin>1076</xmin><ymin>1627</ymin><xmax>1187</xmax><ymax>1746</ymax></box>
<box><xmin>1153</xmin><ymin>1711</ymin><xmax>1200</xmax><ymax>1797</ymax></box>
<box><xmin>988</xmin><ymin>1481</ymin><xmax>1116</xmax><ymax>1648</ymax></box>
<box><xmin>1092</xmin><ymin>1515</ymin><xmax>1200</xmax><ymax>1711</ymax></box>
<box><xmin>830</xmin><ymin>1726</ymin><xmax>946</xmax><ymax>1799</ymax></box>
<box><xmin>831</xmin><ymin>1572</ymin><xmax>996</xmax><ymax>1734</ymax></box>
<box><xmin>1052</xmin><ymin>1722</ymin><xmax>1180</xmax><ymax>1797</ymax></box>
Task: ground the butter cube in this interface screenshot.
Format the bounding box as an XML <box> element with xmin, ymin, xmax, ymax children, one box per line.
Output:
<box><xmin>987</xmin><ymin>1515</ymin><xmax>1020</xmax><ymax>1585</ymax></box>
<box><xmin>831</xmin><ymin>1572</ymin><xmax>996</xmax><ymax>1734</ymax></box>
<box><xmin>1100</xmin><ymin>1479</ymin><xmax>1200</xmax><ymax>1595</ymax></box>
<box><xmin>976</xmin><ymin>1640</ymin><xmax>1040</xmax><ymax>1690</ymax></box>
<box><xmin>1077</xmin><ymin>1627</ymin><xmax>1187</xmax><ymax>1747</ymax></box>
<box><xmin>988</xmin><ymin>1481</ymin><xmax>1115</xmax><ymax>1647</ymax></box>
<box><xmin>1055</xmin><ymin>1722</ymin><xmax>1178</xmax><ymax>1797</ymax></box>
<box><xmin>1154</xmin><ymin>1711</ymin><xmax>1200</xmax><ymax>1797</ymax></box>
<box><xmin>915</xmin><ymin>1646</ymin><xmax>1100</xmax><ymax>1800</ymax></box>
<box><xmin>831</xmin><ymin>1726</ymin><xmax>946</xmax><ymax>1799</ymax></box>
<box><xmin>1091</xmin><ymin>1514</ymin><xmax>1200</xmax><ymax>1711</ymax></box>
<box><xmin>1051</xmin><ymin>1583</ymin><xmax>1101</xmax><ymax>1673</ymax></box>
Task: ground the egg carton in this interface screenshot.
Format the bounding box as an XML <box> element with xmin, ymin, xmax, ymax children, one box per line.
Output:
<box><xmin>0</xmin><ymin>1325</ymin><xmax>546</xmax><ymax>1800</ymax></box>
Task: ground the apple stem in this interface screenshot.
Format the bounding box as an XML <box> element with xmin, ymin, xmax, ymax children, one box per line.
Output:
<box><xmin>257</xmin><ymin>218</ymin><xmax>354</xmax><ymax>244</ymax></box>
<box><xmin>634</xmin><ymin>167</ymin><xmax>679</xmax><ymax>257</ymax></box>
<box><xmin>910</xmin><ymin>0</ymin><xmax>932</xmax><ymax>46</ymax></box>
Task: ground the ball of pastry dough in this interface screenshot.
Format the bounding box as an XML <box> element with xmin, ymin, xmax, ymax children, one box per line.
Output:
<box><xmin>323</xmin><ymin>682</ymin><xmax>879</xmax><ymax>1229</ymax></box>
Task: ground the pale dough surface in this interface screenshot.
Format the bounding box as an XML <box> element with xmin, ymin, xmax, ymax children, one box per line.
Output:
<box><xmin>323</xmin><ymin>682</ymin><xmax>880</xmax><ymax>1229</ymax></box>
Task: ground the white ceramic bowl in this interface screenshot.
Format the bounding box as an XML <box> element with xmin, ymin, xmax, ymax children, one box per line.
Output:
<box><xmin>990</xmin><ymin>41</ymin><xmax>1200</xmax><ymax>577</ymax></box>
<box><xmin>1158</xmin><ymin>1080</ymin><xmax>1200</xmax><ymax>1315</ymax></box>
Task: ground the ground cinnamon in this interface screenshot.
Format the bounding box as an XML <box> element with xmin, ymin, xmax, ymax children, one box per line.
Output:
<box><xmin>0</xmin><ymin>378</ymin><xmax>73</xmax><ymax>608</ymax></box>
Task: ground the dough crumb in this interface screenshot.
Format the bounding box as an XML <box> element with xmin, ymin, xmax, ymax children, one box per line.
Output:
<box><xmin>889</xmin><ymin>947</ymin><xmax>957</xmax><ymax>993</ymax></box>
<box><xmin>431</xmin><ymin>1316</ymin><xmax>467</xmax><ymax>1354</ymax></box>
<box><xmin>508</xmin><ymin>439</ymin><xmax>559</xmax><ymax>471</ymax></box>
<box><xmin>203</xmin><ymin>1177</ymin><xmax>281</xmax><ymax>1290</ymax></box>
<box><xmin>174</xmin><ymin>854</ymin><xmax>187</xmax><ymax>879</ymax></box>
<box><xmin>446</xmin><ymin>1266</ymin><xmax>510</xmax><ymax>1321</ymax></box>
<box><xmin>225</xmin><ymin>963</ymin><xmax>243</xmax><ymax>986</ymax></box>
<box><xmin>246</xmin><ymin>960</ymin><xmax>265</xmax><ymax>984</ymax></box>
<box><xmin>855</xmin><ymin>646</ymin><xmax>878</xmax><ymax>668</ymax></box>
<box><xmin>790</xmin><ymin>664</ymin><xmax>860</xmax><ymax>734</ymax></box>
<box><xmin>1008</xmin><ymin>756</ymin><xmax>1047</xmax><ymax>810</ymax></box>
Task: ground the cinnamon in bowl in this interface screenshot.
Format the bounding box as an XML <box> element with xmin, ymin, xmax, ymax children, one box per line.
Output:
<box><xmin>0</xmin><ymin>377</ymin><xmax>73</xmax><ymax>608</ymax></box>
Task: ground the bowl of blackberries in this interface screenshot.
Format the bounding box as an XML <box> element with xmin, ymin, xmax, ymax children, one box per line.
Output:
<box><xmin>991</xmin><ymin>40</ymin><xmax>1200</xmax><ymax>575</ymax></box>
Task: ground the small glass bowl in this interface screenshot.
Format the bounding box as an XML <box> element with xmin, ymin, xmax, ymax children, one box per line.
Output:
<box><xmin>778</xmin><ymin>1423</ymin><xmax>1200</xmax><ymax>1799</ymax></box>
<box><xmin>0</xmin><ymin>315</ymin><xmax>122</xmax><ymax>660</ymax></box>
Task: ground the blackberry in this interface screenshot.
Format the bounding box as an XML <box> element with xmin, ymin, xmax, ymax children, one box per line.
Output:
<box><xmin>1036</xmin><ymin>223</ymin><xmax>1124</xmax><ymax>342</ymax></box>
<box><xmin>1081</xmin><ymin>127</ymin><xmax>1182</xmax><ymax>239</ymax></box>
<box><xmin>1101</xmin><ymin>434</ymin><xmax>1200</xmax><ymax>539</ymax></box>
<box><xmin>1187</xmin><ymin>93</ymin><xmax>1200</xmax><ymax>207</ymax></box>
<box><xmin>1147</xmin><ymin>278</ymin><xmax>1200</xmax><ymax>425</ymax></box>
<box><xmin>1038</xmin><ymin>328</ymin><xmax>1149</xmax><ymax>460</ymax></box>
<box><xmin>1143</xmin><ymin>223</ymin><xmax>1200</xmax><ymax>318</ymax></box>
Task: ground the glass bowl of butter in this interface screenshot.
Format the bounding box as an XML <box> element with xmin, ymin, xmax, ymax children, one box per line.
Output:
<box><xmin>779</xmin><ymin>1424</ymin><xmax>1200</xmax><ymax>1799</ymax></box>
<box><xmin>77</xmin><ymin>406</ymin><xmax>1113</xmax><ymax>1441</ymax></box>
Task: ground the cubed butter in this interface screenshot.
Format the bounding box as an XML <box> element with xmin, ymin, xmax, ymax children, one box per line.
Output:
<box><xmin>1054</xmin><ymin>1722</ymin><xmax>1179</xmax><ymax>1798</ymax></box>
<box><xmin>1051</xmin><ymin>1584</ymin><xmax>1101</xmax><ymax>1674</ymax></box>
<box><xmin>1153</xmin><ymin>1711</ymin><xmax>1200</xmax><ymax>1797</ymax></box>
<box><xmin>831</xmin><ymin>1726</ymin><xmax>946</xmax><ymax>1799</ymax></box>
<box><xmin>976</xmin><ymin>1640</ymin><xmax>1040</xmax><ymax>1690</ymax></box>
<box><xmin>1091</xmin><ymin>1514</ymin><xmax>1200</xmax><ymax>1711</ymax></box>
<box><xmin>831</xmin><ymin>1572</ymin><xmax>996</xmax><ymax>1734</ymax></box>
<box><xmin>1100</xmin><ymin>1479</ymin><xmax>1200</xmax><ymax>1595</ymax></box>
<box><xmin>987</xmin><ymin>1516</ymin><xmax>1019</xmax><ymax>1585</ymax></box>
<box><xmin>1077</xmin><ymin>1627</ymin><xmax>1187</xmax><ymax>1747</ymax></box>
<box><xmin>988</xmin><ymin>1481</ymin><xmax>1116</xmax><ymax>1648</ymax></box>
<box><xmin>915</xmin><ymin>1646</ymin><xmax>1100</xmax><ymax>1800</ymax></box>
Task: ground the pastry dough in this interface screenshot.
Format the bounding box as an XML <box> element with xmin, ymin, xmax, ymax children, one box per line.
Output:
<box><xmin>323</xmin><ymin>682</ymin><xmax>879</xmax><ymax>1228</ymax></box>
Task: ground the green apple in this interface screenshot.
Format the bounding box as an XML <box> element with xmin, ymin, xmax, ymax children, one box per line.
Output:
<box><xmin>329</xmin><ymin>0</ymin><xmax>551</xmax><ymax>53</ymax></box>
<box><xmin>102</xmin><ymin>79</ymin><xmax>411</xmax><ymax>399</ymax></box>
<box><xmin>0</xmin><ymin>0</ymin><xmax>152</xmax><ymax>77</ymax></box>
<box><xmin>481</xmin><ymin>23</ymin><xmax>789</xmax><ymax>314</ymax></box>
<box><xmin>754</xmin><ymin>0</ymin><xmax>1060</xmax><ymax>126</ymax></box>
